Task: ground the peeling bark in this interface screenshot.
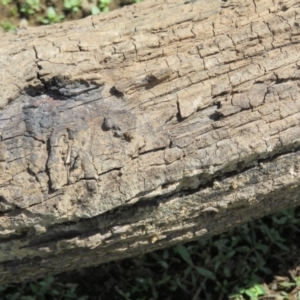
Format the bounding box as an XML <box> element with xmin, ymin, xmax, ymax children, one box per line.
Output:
<box><xmin>0</xmin><ymin>0</ymin><xmax>300</xmax><ymax>284</ymax></box>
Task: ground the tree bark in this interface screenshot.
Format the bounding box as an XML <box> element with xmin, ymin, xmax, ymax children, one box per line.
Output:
<box><xmin>0</xmin><ymin>0</ymin><xmax>300</xmax><ymax>284</ymax></box>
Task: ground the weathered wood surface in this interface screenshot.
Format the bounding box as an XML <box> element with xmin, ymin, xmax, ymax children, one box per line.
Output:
<box><xmin>0</xmin><ymin>0</ymin><xmax>300</xmax><ymax>284</ymax></box>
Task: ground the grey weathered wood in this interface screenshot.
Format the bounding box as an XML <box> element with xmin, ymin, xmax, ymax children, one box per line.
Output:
<box><xmin>0</xmin><ymin>0</ymin><xmax>300</xmax><ymax>284</ymax></box>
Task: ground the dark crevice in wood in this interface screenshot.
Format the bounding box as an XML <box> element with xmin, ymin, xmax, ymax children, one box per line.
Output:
<box><xmin>109</xmin><ymin>86</ymin><xmax>124</xmax><ymax>98</ymax></box>
<box><xmin>209</xmin><ymin>111</ymin><xmax>221</xmax><ymax>121</ymax></box>
<box><xmin>138</xmin><ymin>146</ymin><xmax>166</xmax><ymax>155</ymax></box>
<box><xmin>97</xmin><ymin>167</ymin><xmax>122</xmax><ymax>177</ymax></box>
<box><xmin>45</xmin><ymin>137</ymin><xmax>55</xmax><ymax>194</ymax></box>
<box><xmin>176</xmin><ymin>100</ymin><xmax>184</xmax><ymax>122</ymax></box>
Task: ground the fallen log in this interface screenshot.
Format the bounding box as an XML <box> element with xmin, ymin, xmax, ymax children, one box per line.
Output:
<box><xmin>0</xmin><ymin>0</ymin><xmax>300</xmax><ymax>284</ymax></box>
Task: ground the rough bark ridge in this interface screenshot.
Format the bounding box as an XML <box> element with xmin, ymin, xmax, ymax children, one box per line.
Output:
<box><xmin>0</xmin><ymin>0</ymin><xmax>300</xmax><ymax>284</ymax></box>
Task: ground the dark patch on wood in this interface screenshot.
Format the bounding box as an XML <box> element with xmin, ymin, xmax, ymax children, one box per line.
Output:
<box><xmin>110</xmin><ymin>86</ymin><xmax>124</xmax><ymax>98</ymax></box>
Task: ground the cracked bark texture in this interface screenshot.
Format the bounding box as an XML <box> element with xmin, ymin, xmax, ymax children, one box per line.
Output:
<box><xmin>0</xmin><ymin>0</ymin><xmax>300</xmax><ymax>284</ymax></box>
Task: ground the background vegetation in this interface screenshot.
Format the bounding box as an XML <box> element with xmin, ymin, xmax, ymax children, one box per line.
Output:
<box><xmin>1</xmin><ymin>1</ymin><xmax>300</xmax><ymax>299</ymax></box>
<box><xmin>0</xmin><ymin>0</ymin><xmax>140</xmax><ymax>31</ymax></box>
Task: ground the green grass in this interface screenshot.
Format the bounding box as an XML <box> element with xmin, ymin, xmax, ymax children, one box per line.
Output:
<box><xmin>1</xmin><ymin>21</ymin><xmax>16</xmax><ymax>31</ymax></box>
<box><xmin>39</xmin><ymin>7</ymin><xmax>64</xmax><ymax>24</ymax></box>
<box><xmin>20</xmin><ymin>0</ymin><xmax>41</xmax><ymax>15</ymax></box>
<box><xmin>0</xmin><ymin>0</ymin><xmax>128</xmax><ymax>30</ymax></box>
